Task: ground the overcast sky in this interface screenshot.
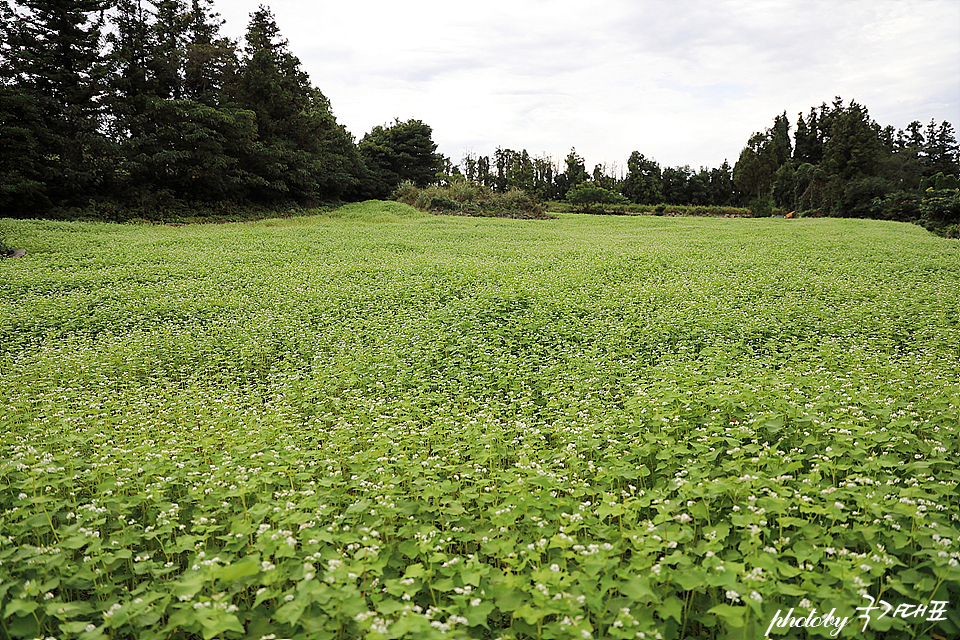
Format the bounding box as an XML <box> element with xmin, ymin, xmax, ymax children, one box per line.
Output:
<box><xmin>216</xmin><ymin>0</ymin><xmax>960</xmax><ymax>173</ymax></box>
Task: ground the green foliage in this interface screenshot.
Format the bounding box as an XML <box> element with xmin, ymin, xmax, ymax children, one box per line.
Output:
<box><xmin>394</xmin><ymin>179</ymin><xmax>548</xmax><ymax>218</ymax></box>
<box><xmin>838</xmin><ymin>176</ymin><xmax>892</xmax><ymax>218</ymax></box>
<box><xmin>746</xmin><ymin>196</ymin><xmax>775</xmax><ymax>218</ymax></box>
<box><xmin>870</xmin><ymin>191</ymin><xmax>924</xmax><ymax>223</ymax></box>
<box><xmin>359</xmin><ymin>119</ymin><xmax>442</xmax><ymax>198</ymax></box>
<box><xmin>233</xmin><ymin>8</ymin><xmax>367</xmax><ymax>203</ymax></box>
<box><xmin>734</xmin><ymin>133</ymin><xmax>778</xmax><ymax>200</ymax></box>
<box><xmin>0</xmin><ymin>0</ymin><xmax>114</xmax><ymax>208</ymax></box>
<box><xmin>1</xmin><ymin>211</ymin><xmax>958</xmax><ymax>639</ymax></box>
<box><xmin>621</xmin><ymin>152</ymin><xmax>663</xmax><ymax>204</ymax></box>
<box><xmin>924</xmin><ymin>172</ymin><xmax>960</xmax><ymax>191</ymax></box>
<box><xmin>920</xmin><ymin>189</ymin><xmax>960</xmax><ymax>234</ymax></box>
<box><xmin>565</xmin><ymin>181</ymin><xmax>628</xmax><ymax>213</ymax></box>
<box><xmin>821</xmin><ymin>100</ymin><xmax>885</xmax><ymax>181</ymax></box>
<box><xmin>740</xmin><ymin>99</ymin><xmax>958</xmax><ymax>236</ymax></box>
<box><xmin>552</xmin><ymin>148</ymin><xmax>590</xmax><ymax>200</ymax></box>
<box><xmin>0</xmin><ymin>85</ymin><xmax>47</xmax><ymax>214</ymax></box>
<box><xmin>0</xmin><ymin>0</ymin><xmax>369</xmax><ymax>216</ymax></box>
<box><xmin>547</xmin><ymin>202</ymin><xmax>753</xmax><ymax>217</ymax></box>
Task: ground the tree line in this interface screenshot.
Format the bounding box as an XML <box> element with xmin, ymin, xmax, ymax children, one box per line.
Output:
<box><xmin>0</xmin><ymin>0</ymin><xmax>443</xmax><ymax>217</ymax></box>
<box><xmin>1</xmin><ymin>1</ymin><xmax>957</xmax><ymax>229</ymax></box>
<box><xmin>455</xmin><ymin>147</ymin><xmax>740</xmax><ymax>208</ymax></box>
<box><xmin>458</xmin><ymin>102</ymin><xmax>958</xmax><ymax>221</ymax></box>
<box><xmin>731</xmin><ymin>100</ymin><xmax>959</xmax><ymax>224</ymax></box>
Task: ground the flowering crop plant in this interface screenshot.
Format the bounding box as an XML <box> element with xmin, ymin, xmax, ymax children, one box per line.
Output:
<box><xmin>0</xmin><ymin>204</ymin><xmax>958</xmax><ymax>639</ymax></box>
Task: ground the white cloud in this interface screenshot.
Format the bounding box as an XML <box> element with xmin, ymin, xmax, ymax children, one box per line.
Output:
<box><xmin>217</xmin><ymin>0</ymin><xmax>960</xmax><ymax>171</ymax></box>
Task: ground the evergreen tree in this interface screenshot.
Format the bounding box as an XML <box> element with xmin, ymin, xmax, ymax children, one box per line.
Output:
<box><xmin>460</xmin><ymin>150</ymin><xmax>478</xmax><ymax>184</ymax></box>
<box><xmin>476</xmin><ymin>154</ymin><xmax>492</xmax><ymax>189</ymax></box>
<box><xmin>359</xmin><ymin>118</ymin><xmax>441</xmax><ymax>198</ymax></box>
<box><xmin>769</xmin><ymin>112</ymin><xmax>792</xmax><ymax>166</ymax></box>
<box><xmin>820</xmin><ymin>100</ymin><xmax>884</xmax><ymax>181</ymax></box>
<box><xmin>793</xmin><ymin>112</ymin><xmax>818</xmax><ymax>164</ymax></box>
<box><xmin>0</xmin><ymin>83</ymin><xmax>46</xmax><ymax>213</ymax></box>
<box><xmin>921</xmin><ymin>120</ymin><xmax>960</xmax><ymax>177</ymax></box>
<box><xmin>106</xmin><ymin>0</ymin><xmax>261</xmax><ymax>206</ymax></box>
<box><xmin>553</xmin><ymin>148</ymin><xmax>588</xmax><ymax>200</ymax></box>
<box><xmin>234</xmin><ymin>6</ymin><xmax>365</xmax><ymax>202</ymax></box>
<box><xmin>1</xmin><ymin>0</ymin><xmax>113</xmax><ymax>208</ymax></box>
<box><xmin>771</xmin><ymin>162</ymin><xmax>797</xmax><ymax>209</ymax></box>
<box><xmin>661</xmin><ymin>165</ymin><xmax>693</xmax><ymax>205</ymax></box>
<box><xmin>708</xmin><ymin>160</ymin><xmax>737</xmax><ymax>206</ymax></box>
<box><xmin>512</xmin><ymin>150</ymin><xmax>536</xmax><ymax>193</ymax></box>
<box><xmin>183</xmin><ymin>0</ymin><xmax>237</xmax><ymax>104</ymax></box>
<box><xmin>492</xmin><ymin>147</ymin><xmax>518</xmax><ymax>192</ymax></box>
<box><xmin>686</xmin><ymin>168</ymin><xmax>711</xmax><ymax>205</ymax></box>
<box><xmin>531</xmin><ymin>154</ymin><xmax>556</xmax><ymax>201</ymax></box>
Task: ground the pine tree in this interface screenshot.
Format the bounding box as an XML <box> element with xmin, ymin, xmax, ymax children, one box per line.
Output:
<box><xmin>820</xmin><ymin>100</ymin><xmax>884</xmax><ymax>181</ymax></box>
<box><xmin>921</xmin><ymin>120</ymin><xmax>960</xmax><ymax>177</ymax></box>
<box><xmin>233</xmin><ymin>6</ymin><xmax>365</xmax><ymax>202</ymax></box>
<box><xmin>733</xmin><ymin>132</ymin><xmax>777</xmax><ymax>200</ymax></box>
<box><xmin>182</xmin><ymin>0</ymin><xmax>236</xmax><ymax>105</ymax></box>
<box><xmin>0</xmin><ymin>83</ymin><xmax>46</xmax><ymax>213</ymax></box>
<box><xmin>2</xmin><ymin>0</ymin><xmax>113</xmax><ymax>208</ymax></box>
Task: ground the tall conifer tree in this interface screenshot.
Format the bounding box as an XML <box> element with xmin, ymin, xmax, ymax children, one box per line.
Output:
<box><xmin>233</xmin><ymin>7</ymin><xmax>365</xmax><ymax>202</ymax></box>
<box><xmin>1</xmin><ymin>0</ymin><xmax>112</xmax><ymax>208</ymax></box>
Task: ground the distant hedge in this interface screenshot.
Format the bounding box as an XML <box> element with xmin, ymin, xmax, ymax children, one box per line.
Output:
<box><xmin>547</xmin><ymin>202</ymin><xmax>754</xmax><ymax>217</ymax></box>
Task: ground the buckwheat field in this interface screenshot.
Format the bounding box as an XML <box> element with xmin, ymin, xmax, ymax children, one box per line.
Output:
<box><xmin>1</xmin><ymin>203</ymin><xmax>958</xmax><ymax>639</ymax></box>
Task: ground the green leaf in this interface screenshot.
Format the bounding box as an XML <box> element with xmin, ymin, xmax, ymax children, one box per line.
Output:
<box><xmin>218</xmin><ymin>554</ymin><xmax>261</xmax><ymax>582</ymax></box>
<box><xmin>403</xmin><ymin>563</ymin><xmax>425</xmax><ymax>579</ymax></box>
<box><xmin>674</xmin><ymin>568</ymin><xmax>707</xmax><ymax>591</ymax></box>
<box><xmin>707</xmin><ymin>603</ymin><xmax>747</xmax><ymax>628</ymax></box>
<box><xmin>46</xmin><ymin>599</ymin><xmax>95</xmax><ymax>618</ymax></box>
<box><xmin>619</xmin><ymin>575</ymin><xmax>655</xmax><ymax>601</ymax></box>
<box><xmin>659</xmin><ymin>596</ymin><xmax>685</xmax><ymax>623</ymax></box>
<box><xmin>466</xmin><ymin>600</ymin><xmax>494</xmax><ymax>628</ymax></box>
<box><xmin>4</xmin><ymin>599</ymin><xmax>39</xmax><ymax>617</ymax></box>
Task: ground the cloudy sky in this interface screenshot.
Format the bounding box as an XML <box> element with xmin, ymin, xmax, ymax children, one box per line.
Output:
<box><xmin>216</xmin><ymin>0</ymin><xmax>960</xmax><ymax>173</ymax></box>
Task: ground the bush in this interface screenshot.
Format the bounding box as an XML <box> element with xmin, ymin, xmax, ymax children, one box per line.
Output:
<box><xmin>565</xmin><ymin>182</ymin><xmax>628</xmax><ymax>213</ymax></box>
<box><xmin>420</xmin><ymin>192</ymin><xmax>459</xmax><ymax>212</ymax></box>
<box><xmin>839</xmin><ymin>177</ymin><xmax>892</xmax><ymax>218</ymax></box>
<box><xmin>392</xmin><ymin>181</ymin><xmax>549</xmax><ymax>218</ymax></box>
<box><xmin>870</xmin><ymin>191</ymin><xmax>923</xmax><ymax>223</ymax></box>
<box><xmin>920</xmin><ymin>189</ymin><xmax>960</xmax><ymax>228</ymax></box>
<box><xmin>393</xmin><ymin>180</ymin><xmax>421</xmax><ymax>206</ymax></box>
<box><xmin>747</xmin><ymin>197</ymin><xmax>774</xmax><ymax>218</ymax></box>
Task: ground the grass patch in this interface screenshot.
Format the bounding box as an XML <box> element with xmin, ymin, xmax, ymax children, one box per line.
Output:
<box><xmin>0</xmin><ymin>209</ymin><xmax>957</xmax><ymax>639</ymax></box>
<box><xmin>323</xmin><ymin>200</ymin><xmax>429</xmax><ymax>222</ymax></box>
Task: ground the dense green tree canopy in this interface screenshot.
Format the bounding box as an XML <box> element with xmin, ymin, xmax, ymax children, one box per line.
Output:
<box><xmin>359</xmin><ymin>118</ymin><xmax>441</xmax><ymax>198</ymax></box>
<box><xmin>1</xmin><ymin>0</ymin><xmax>112</xmax><ymax>208</ymax></box>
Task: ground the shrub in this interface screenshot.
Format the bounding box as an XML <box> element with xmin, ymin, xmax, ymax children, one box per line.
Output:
<box><xmin>920</xmin><ymin>189</ymin><xmax>960</xmax><ymax>229</ymax></box>
<box><xmin>747</xmin><ymin>197</ymin><xmax>774</xmax><ymax>218</ymax></box>
<box><xmin>393</xmin><ymin>180</ymin><xmax>421</xmax><ymax>206</ymax></box>
<box><xmin>392</xmin><ymin>182</ymin><xmax>548</xmax><ymax>218</ymax></box>
<box><xmin>839</xmin><ymin>177</ymin><xmax>892</xmax><ymax>218</ymax></box>
<box><xmin>565</xmin><ymin>182</ymin><xmax>628</xmax><ymax>213</ymax></box>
